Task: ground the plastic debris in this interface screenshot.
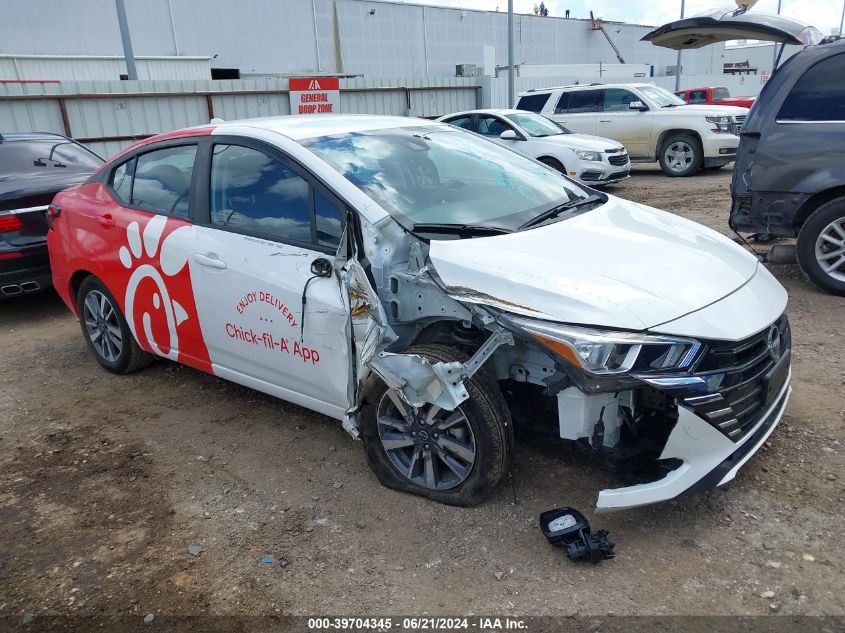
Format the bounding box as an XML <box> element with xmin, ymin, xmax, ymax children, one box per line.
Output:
<box><xmin>539</xmin><ymin>507</ymin><xmax>615</xmax><ymax>564</ymax></box>
<box><xmin>262</xmin><ymin>555</ymin><xmax>276</xmax><ymax>564</ymax></box>
<box><xmin>187</xmin><ymin>544</ymin><xmax>202</xmax><ymax>557</ymax></box>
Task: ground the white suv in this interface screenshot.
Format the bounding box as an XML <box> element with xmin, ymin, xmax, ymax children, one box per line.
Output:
<box><xmin>516</xmin><ymin>83</ymin><xmax>749</xmax><ymax>177</ymax></box>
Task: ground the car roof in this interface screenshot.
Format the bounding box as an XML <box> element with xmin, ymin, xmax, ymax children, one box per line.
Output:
<box><xmin>518</xmin><ymin>83</ymin><xmax>656</xmax><ymax>96</ymax></box>
<box><xmin>442</xmin><ymin>108</ymin><xmax>526</xmax><ymax>117</ymax></box>
<box><xmin>214</xmin><ymin>114</ymin><xmax>439</xmax><ymax>141</ymax></box>
<box><xmin>0</xmin><ymin>132</ymin><xmax>70</xmax><ymax>143</ymax></box>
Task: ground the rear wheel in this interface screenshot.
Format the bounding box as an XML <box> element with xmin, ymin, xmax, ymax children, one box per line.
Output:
<box><xmin>359</xmin><ymin>344</ymin><xmax>511</xmax><ymax>507</ymax></box>
<box><xmin>658</xmin><ymin>134</ymin><xmax>703</xmax><ymax>177</ymax></box>
<box><xmin>76</xmin><ymin>276</ymin><xmax>153</xmax><ymax>373</ymax></box>
<box><xmin>539</xmin><ymin>157</ymin><xmax>566</xmax><ymax>174</ymax></box>
<box><xmin>796</xmin><ymin>198</ymin><xmax>845</xmax><ymax>296</ymax></box>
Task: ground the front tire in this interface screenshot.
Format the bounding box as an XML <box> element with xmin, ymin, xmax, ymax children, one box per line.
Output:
<box><xmin>539</xmin><ymin>157</ymin><xmax>567</xmax><ymax>174</ymax></box>
<box><xmin>796</xmin><ymin>198</ymin><xmax>845</xmax><ymax>296</ymax></box>
<box><xmin>658</xmin><ymin>134</ymin><xmax>703</xmax><ymax>177</ymax></box>
<box><xmin>77</xmin><ymin>276</ymin><xmax>153</xmax><ymax>374</ymax></box>
<box><xmin>359</xmin><ymin>344</ymin><xmax>511</xmax><ymax>507</ymax></box>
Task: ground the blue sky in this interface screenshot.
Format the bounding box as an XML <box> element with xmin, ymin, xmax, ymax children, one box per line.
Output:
<box><xmin>411</xmin><ymin>0</ymin><xmax>844</xmax><ymax>35</ymax></box>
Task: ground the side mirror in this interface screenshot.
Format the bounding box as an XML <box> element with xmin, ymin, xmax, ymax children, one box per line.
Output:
<box><xmin>499</xmin><ymin>129</ymin><xmax>520</xmax><ymax>140</ymax></box>
<box><xmin>628</xmin><ymin>101</ymin><xmax>647</xmax><ymax>111</ymax></box>
<box><xmin>310</xmin><ymin>257</ymin><xmax>333</xmax><ymax>278</ymax></box>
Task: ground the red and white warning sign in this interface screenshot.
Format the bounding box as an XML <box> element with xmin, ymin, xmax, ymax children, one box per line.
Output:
<box><xmin>289</xmin><ymin>77</ymin><xmax>340</xmax><ymax>115</ymax></box>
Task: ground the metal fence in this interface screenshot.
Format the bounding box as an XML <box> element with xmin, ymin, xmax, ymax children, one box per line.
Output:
<box><xmin>0</xmin><ymin>77</ymin><xmax>482</xmax><ymax>157</ymax></box>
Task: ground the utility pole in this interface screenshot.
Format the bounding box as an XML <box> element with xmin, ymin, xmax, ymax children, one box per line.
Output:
<box><xmin>772</xmin><ymin>0</ymin><xmax>783</xmax><ymax>71</ymax></box>
<box><xmin>115</xmin><ymin>0</ymin><xmax>138</xmax><ymax>80</ymax></box>
<box><xmin>507</xmin><ymin>0</ymin><xmax>515</xmax><ymax>107</ymax></box>
<box><xmin>674</xmin><ymin>0</ymin><xmax>685</xmax><ymax>91</ymax></box>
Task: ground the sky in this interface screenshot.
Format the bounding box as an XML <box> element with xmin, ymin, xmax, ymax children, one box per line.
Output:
<box><xmin>409</xmin><ymin>0</ymin><xmax>844</xmax><ymax>35</ymax></box>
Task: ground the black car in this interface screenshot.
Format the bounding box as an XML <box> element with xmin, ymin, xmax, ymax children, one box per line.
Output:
<box><xmin>0</xmin><ymin>133</ymin><xmax>103</xmax><ymax>298</ymax></box>
<box><xmin>644</xmin><ymin>9</ymin><xmax>845</xmax><ymax>296</ymax></box>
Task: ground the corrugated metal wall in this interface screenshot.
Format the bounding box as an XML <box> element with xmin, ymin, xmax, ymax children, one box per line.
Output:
<box><xmin>0</xmin><ymin>77</ymin><xmax>480</xmax><ymax>158</ymax></box>
<box><xmin>2</xmin><ymin>0</ymin><xmax>725</xmax><ymax>79</ymax></box>
<box><xmin>0</xmin><ymin>56</ymin><xmax>212</xmax><ymax>81</ymax></box>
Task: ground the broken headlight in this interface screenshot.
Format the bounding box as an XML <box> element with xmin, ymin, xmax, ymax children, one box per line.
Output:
<box><xmin>505</xmin><ymin>316</ymin><xmax>700</xmax><ymax>376</ymax></box>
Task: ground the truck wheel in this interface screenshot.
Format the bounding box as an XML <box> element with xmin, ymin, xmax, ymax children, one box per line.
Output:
<box><xmin>76</xmin><ymin>276</ymin><xmax>154</xmax><ymax>374</ymax></box>
<box><xmin>796</xmin><ymin>198</ymin><xmax>845</xmax><ymax>296</ymax></box>
<box><xmin>539</xmin><ymin>157</ymin><xmax>566</xmax><ymax>174</ymax></box>
<box><xmin>658</xmin><ymin>134</ymin><xmax>703</xmax><ymax>177</ymax></box>
<box><xmin>359</xmin><ymin>344</ymin><xmax>511</xmax><ymax>507</ymax></box>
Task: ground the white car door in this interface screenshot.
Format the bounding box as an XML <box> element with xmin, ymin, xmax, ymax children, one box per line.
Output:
<box><xmin>595</xmin><ymin>88</ymin><xmax>653</xmax><ymax>159</ymax></box>
<box><xmin>546</xmin><ymin>89</ymin><xmax>599</xmax><ymax>136</ymax></box>
<box><xmin>188</xmin><ymin>139</ymin><xmax>352</xmax><ymax>420</ymax></box>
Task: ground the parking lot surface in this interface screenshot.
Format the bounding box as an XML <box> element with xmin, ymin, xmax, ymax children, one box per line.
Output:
<box><xmin>1</xmin><ymin>165</ymin><xmax>843</xmax><ymax>618</ymax></box>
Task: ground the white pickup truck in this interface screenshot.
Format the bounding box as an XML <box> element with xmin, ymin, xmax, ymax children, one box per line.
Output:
<box><xmin>516</xmin><ymin>83</ymin><xmax>749</xmax><ymax>176</ymax></box>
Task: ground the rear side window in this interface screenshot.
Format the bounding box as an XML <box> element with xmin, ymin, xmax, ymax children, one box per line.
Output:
<box><xmin>110</xmin><ymin>157</ymin><xmax>135</xmax><ymax>205</ymax></box>
<box><xmin>778</xmin><ymin>53</ymin><xmax>845</xmax><ymax>122</ymax></box>
<box><xmin>131</xmin><ymin>145</ymin><xmax>197</xmax><ymax>218</ymax></box>
<box><xmin>515</xmin><ymin>93</ymin><xmax>550</xmax><ymax>112</ymax></box>
<box><xmin>557</xmin><ymin>90</ymin><xmax>601</xmax><ymax>114</ymax></box>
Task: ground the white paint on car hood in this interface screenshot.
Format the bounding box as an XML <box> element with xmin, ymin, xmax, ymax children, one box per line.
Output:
<box><xmin>545</xmin><ymin>133</ymin><xmax>623</xmax><ymax>152</ymax></box>
<box><xmin>428</xmin><ymin>196</ymin><xmax>760</xmax><ymax>330</ymax></box>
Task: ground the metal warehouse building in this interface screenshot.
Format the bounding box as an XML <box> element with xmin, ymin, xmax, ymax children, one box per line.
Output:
<box><xmin>2</xmin><ymin>0</ymin><xmax>724</xmax><ymax>80</ymax></box>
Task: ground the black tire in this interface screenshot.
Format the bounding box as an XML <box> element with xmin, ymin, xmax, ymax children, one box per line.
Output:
<box><xmin>539</xmin><ymin>156</ymin><xmax>567</xmax><ymax>174</ymax></box>
<box><xmin>359</xmin><ymin>344</ymin><xmax>511</xmax><ymax>507</ymax></box>
<box><xmin>796</xmin><ymin>197</ymin><xmax>845</xmax><ymax>296</ymax></box>
<box><xmin>76</xmin><ymin>275</ymin><xmax>154</xmax><ymax>374</ymax></box>
<box><xmin>658</xmin><ymin>133</ymin><xmax>703</xmax><ymax>177</ymax></box>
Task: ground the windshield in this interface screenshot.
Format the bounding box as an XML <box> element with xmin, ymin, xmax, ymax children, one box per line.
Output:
<box><xmin>303</xmin><ymin>125</ymin><xmax>592</xmax><ymax>232</ymax></box>
<box><xmin>0</xmin><ymin>138</ymin><xmax>103</xmax><ymax>177</ymax></box>
<box><xmin>639</xmin><ymin>85</ymin><xmax>686</xmax><ymax>108</ymax></box>
<box><xmin>505</xmin><ymin>113</ymin><xmax>569</xmax><ymax>137</ymax></box>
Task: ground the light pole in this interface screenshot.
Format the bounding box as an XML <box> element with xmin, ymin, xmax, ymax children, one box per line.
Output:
<box><xmin>507</xmin><ymin>0</ymin><xmax>515</xmax><ymax>107</ymax></box>
<box><xmin>115</xmin><ymin>0</ymin><xmax>138</xmax><ymax>80</ymax></box>
<box><xmin>840</xmin><ymin>0</ymin><xmax>845</xmax><ymax>36</ymax></box>
<box><xmin>674</xmin><ymin>0</ymin><xmax>685</xmax><ymax>91</ymax></box>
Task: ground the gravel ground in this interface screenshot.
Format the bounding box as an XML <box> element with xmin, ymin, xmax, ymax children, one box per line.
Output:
<box><xmin>1</xmin><ymin>164</ymin><xmax>843</xmax><ymax>622</ymax></box>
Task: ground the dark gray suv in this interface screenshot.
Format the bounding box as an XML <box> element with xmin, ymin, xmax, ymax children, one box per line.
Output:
<box><xmin>645</xmin><ymin>9</ymin><xmax>845</xmax><ymax>295</ymax></box>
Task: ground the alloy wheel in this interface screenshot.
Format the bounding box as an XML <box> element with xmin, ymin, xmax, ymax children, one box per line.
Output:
<box><xmin>83</xmin><ymin>290</ymin><xmax>123</xmax><ymax>362</ymax></box>
<box><xmin>664</xmin><ymin>141</ymin><xmax>694</xmax><ymax>173</ymax></box>
<box><xmin>815</xmin><ymin>217</ymin><xmax>845</xmax><ymax>283</ymax></box>
<box><xmin>376</xmin><ymin>389</ymin><xmax>476</xmax><ymax>491</ymax></box>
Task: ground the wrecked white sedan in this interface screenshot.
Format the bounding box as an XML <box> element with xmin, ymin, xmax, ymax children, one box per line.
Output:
<box><xmin>48</xmin><ymin>115</ymin><xmax>791</xmax><ymax>511</ymax></box>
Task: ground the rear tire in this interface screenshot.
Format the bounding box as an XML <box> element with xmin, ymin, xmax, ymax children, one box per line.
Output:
<box><xmin>359</xmin><ymin>344</ymin><xmax>511</xmax><ymax>507</ymax></box>
<box><xmin>796</xmin><ymin>198</ymin><xmax>845</xmax><ymax>296</ymax></box>
<box><xmin>658</xmin><ymin>134</ymin><xmax>703</xmax><ymax>177</ymax></box>
<box><xmin>539</xmin><ymin>157</ymin><xmax>567</xmax><ymax>174</ymax></box>
<box><xmin>77</xmin><ymin>276</ymin><xmax>153</xmax><ymax>374</ymax></box>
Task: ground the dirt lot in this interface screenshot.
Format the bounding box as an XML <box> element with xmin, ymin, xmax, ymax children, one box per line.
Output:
<box><xmin>1</xmin><ymin>165</ymin><xmax>844</xmax><ymax>623</ymax></box>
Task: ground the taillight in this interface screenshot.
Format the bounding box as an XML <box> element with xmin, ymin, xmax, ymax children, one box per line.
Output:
<box><xmin>0</xmin><ymin>214</ymin><xmax>24</xmax><ymax>233</ymax></box>
<box><xmin>47</xmin><ymin>204</ymin><xmax>62</xmax><ymax>231</ymax></box>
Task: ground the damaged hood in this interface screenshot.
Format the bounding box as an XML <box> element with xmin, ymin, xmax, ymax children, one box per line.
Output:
<box><xmin>428</xmin><ymin>196</ymin><xmax>759</xmax><ymax>331</ymax></box>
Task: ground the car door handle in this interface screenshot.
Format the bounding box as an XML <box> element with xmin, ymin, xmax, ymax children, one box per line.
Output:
<box><xmin>599</xmin><ymin>119</ymin><xmax>612</xmax><ymax>123</ymax></box>
<box><xmin>96</xmin><ymin>214</ymin><xmax>115</xmax><ymax>228</ymax></box>
<box><xmin>192</xmin><ymin>252</ymin><xmax>227</xmax><ymax>270</ymax></box>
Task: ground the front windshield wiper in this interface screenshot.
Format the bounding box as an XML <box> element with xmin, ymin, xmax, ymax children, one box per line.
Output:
<box><xmin>517</xmin><ymin>194</ymin><xmax>605</xmax><ymax>231</ymax></box>
<box><xmin>412</xmin><ymin>223</ymin><xmax>513</xmax><ymax>237</ymax></box>
<box><xmin>661</xmin><ymin>104</ymin><xmax>680</xmax><ymax>108</ymax></box>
